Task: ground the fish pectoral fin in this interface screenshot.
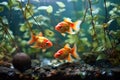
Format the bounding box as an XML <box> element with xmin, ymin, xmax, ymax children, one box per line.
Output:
<box><xmin>65</xmin><ymin>54</ymin><xmax>73</xmax><ymax>62</ymax></box>
<box><xmin>30</xmin><ymin>43</ymin><xmax>38</xmax><ymax>48</ymax></box>
<box><xmin>42</xmin><ymin>49</ymin><xmax>46</xmax><ymax>52</ymax></box>
<box><xmin>59</xmin><ymin>60</ymin><xmax>64</xmax><ymax>63</ymax></box>
<box><xmin>31</xmin><ymin>46</ymin><xmax>39</xmax><ymax>48</ymax></box>
<box><xmin>68</xmin><ymin>27</ymin><xmax>73</xmax><ymax>34</ymax></box>
<box><xmin>61</xmin><ymin>33</ymin><xmax>66</xmax><ymax>36</ymax></box>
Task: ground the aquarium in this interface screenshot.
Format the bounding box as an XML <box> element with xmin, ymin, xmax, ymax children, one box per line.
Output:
<box><xmin>0</xmin><ymin>0</ymin><xmax>120</xmax><ymax>80</ymax></box>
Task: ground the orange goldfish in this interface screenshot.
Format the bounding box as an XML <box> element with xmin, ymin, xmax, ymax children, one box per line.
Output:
<box><xmin>55</xmin><ymin>18</ymin><xmax>81</xmax><ymax>36</ymax></box>
<box><xmin>54</xmin><ymin>44</ymin><xmax>80</xmax><ymax>62</ymax></box>
<box><xmin>28</xmin><ymin>32</ymin><xmax>53</xmax><ymax>52</ymax></box>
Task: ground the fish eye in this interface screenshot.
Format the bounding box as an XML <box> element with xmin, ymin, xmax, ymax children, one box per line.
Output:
<box><xmin>56</xmin><ymin>53</ymin><xmax>61</xmax><ymax>57</ymax></box>
<box><xmin>46</xmin><ymin>43</ymin><xmax>49</xmax><ymax>45</ymax></box>
<box><xmin>58</xmin><ymin>50</ymin><xmax>63</xmax><ymax>54</ymax></box>
<box><xmin>59</xmin><ymin>26</ymin><xmax>62</xmax><ymax>28</ymax></box>
<box><xmin>58</xmin><ymin>26</ymin><xmax>62</xmax><ymax>29</ymax></box>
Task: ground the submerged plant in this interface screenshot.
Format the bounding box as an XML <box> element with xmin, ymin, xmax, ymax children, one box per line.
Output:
<box><xmin>0</xmin><ymin>0</ymin><xmax>120</xmax><ymax>66</ymax></box>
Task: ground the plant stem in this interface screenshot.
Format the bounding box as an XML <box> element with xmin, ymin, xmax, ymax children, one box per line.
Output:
<box><xmin>88</xmin><ymin>0</ymin><xmax>97</xmax><ymax>37</ymax></box>
<box><xmin>18</xmin><ymin>1</ymin><xmax>34</xmax><ymax>34</ymax></box>
<box><xmin>104</xmin><ymin>0</ymin><xmax>108</xmax><ymax>23</ymax></box>
<box><xmin>0</xmin><ymin>18</ymin><xmax>19</xmax><ymax>52</ymax></box>
<box><xmin>80</xmin><ymin>7</ymin><xmax>88</xmax><ymax>28</ymax></box>
<box><xmin>72</xmin><ymin>1</ymin><xmax>78</xmax><ymax>19</ymax></box>
<box><xmin>103</xmin><ymin>0</ymin><xmax>113</xmax><ymax>48</ymax></box>
<box><xmin>103</xmin><ymin>0</ymin><xmax>107</xmax><ymax>48</ymax></box>
<box><xmin>77</xmin><ymin>0</ymin><xmax>88</xmax><ymax>35</ymax></box>
<box><xmin>25</xmin><ymin>4</ymin><xmax>44</xmax><ymax>32</ymax></box>
<box><xmin>88</xmin><ymin>0</ymin><xmax>98</xmax><ymax>48</ymax></box>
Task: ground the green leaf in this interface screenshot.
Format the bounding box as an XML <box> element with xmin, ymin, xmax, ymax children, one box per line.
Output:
<box><xmin>10</xmin><ymin>47</ymin><xmax>16</xmax><ymax>54</ymax></box>
<box><xmin>91</xmin><ymin>0</ymin><xmax>99</xmax><ymax>5</ymax></box>
<box><xmin>96</xmin><ymin>54</ymin><xmax>106</xmax><ymax>60</ymax></box>
<box><xmin>78</xmin><ymin>46</ymin><xmax>85</xmax><ymax>52</ymax></box>
<box><xmin>0</xmin><ymin>6</ymin><xmax>4</xmax><ymax>12</ymax></box>
<box><xmin>116</xmin><ymin>44</ymin><xmax>120</xmax><ymax>51</ymax></box>
<box><xmin>105</xmin><ymin>35</ymin><xmax>112</xmax><ymax>48</ymax></box>
<box><xmin>106</xmin><ymin>1</ymin><xmax>111</xmax><ymax>7</ymax></box>
<box><xmin>117</xmin><ymin>17</ymin><xmax>120</xmax><ymax>26</ymax></box>
<box><xmin>0</xmin><ymin>2</ymin><xmax>8</xmax><ymax>8</ymax></box>
<box><xmin>58</xmin><ymin>8</ymin><xmax>66</xmax><ymax>12</ymax></box>
<box><xmin>8</xmin><ymin>0</ymin><xmax>18</xmax><ymax>9</ymax></box>
<box><xmin>21</xmin><ymin>40</ymin><xmax>27</xmax><ymax>47</ymax></box>
<box><xmin>56</xmin><ymin>1</ymin><xmax>65</xmax><ymax>8</ymax></box>
<box><xmin>0</xmin><ymin>2</ymin><xmax>8</xmax><ymax>6</ymax></box>
<box><xmin>37</xmin><ymin>6</ymin><xmax>48</xmax><ymax>10</ymax></box>
<box><xmin>20</xmin><ymin>22</ymin><xmax>33</xmax><ymax>32</ymax></box>
<box><xmin>93</xmin><ymin>42</ymin><xmax>98</xmax><ymax>48</ymax></box>
<box><xmin>65</xmin><ymin>34</ymin><xmax>78</xmax><ymax>44</ymax></box>
<box><xmin>102</xmin><ymin>19</ymin><xmax>114</xmax><ymax>28</ymax></box>
<box><xmin>23</xmin><ymin>32</ymin><xmax>29</xmax><ymax>38</ymax></box>
<box><xmin>24</xmin><ymin>4</ymin><xmax>34</xmax><ymax>19</ymax></box>
<box><xmin>46</xmin><ymin>5</ymin><xmax>53</xmax><ymax>14</ymax></box>
<box><xmin>81</xmin><ymin>38</ymin><xmax>91</xmax><ymax>47</ymax></box>
<box><xmin>0</xmin><ymin>52</ymin><xmax>4</xmax><ymax>60</ymax></box>
<box><xmin>68</xmin><ymin>0</ymin><xmax>78</xmax><ymax>2</ymax></box>
<box><xmin>20</xmin><ymin>24</ymin><xmax>27</xmax><ymax>32</ymax></box>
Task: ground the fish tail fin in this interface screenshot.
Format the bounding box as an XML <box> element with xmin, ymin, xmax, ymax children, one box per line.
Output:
<box><xmin>71</xmin><ymin>44</ymin><xmax>80</xmax><ymax>60</ymax></box>
<box><xmin>71</xmin><ymin>20</ymin><xmax>82</xmax><ymax>31</ymax></box>
<box><xmin>28</xmin><ymin>33</ymin><xmax>36</xmax><ymax>44</ymax></box>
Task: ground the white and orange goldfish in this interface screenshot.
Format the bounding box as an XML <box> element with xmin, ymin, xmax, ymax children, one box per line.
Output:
<box><xmin>55</xmin><ymin>18</ymin><xmax>81</xmax><ymax>36</ymax></box>
<box><xmin>28</xmin><ymin>32</ymin><xmax>53</xmax><ymax>52</ymax></box>
<box><xmin>54</xmin><ymin>44</ymin><xmax>80</xmax><ymax>62</ymax></box>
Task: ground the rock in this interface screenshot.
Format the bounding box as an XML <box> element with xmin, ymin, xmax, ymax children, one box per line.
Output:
<box><xmin>12</xmin><ymin>53</ymin><xmax>31</xmax><ymax>72</ymax></box>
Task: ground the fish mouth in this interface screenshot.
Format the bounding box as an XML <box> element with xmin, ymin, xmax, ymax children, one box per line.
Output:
<box><xmin>55</xmin><ymin>26</ymin><xmax>59</xmax><ymax>31</ymax></box>
<box><xmin>54</xmin><ymin>53</ymin><xmax>58</xmax><ymax>58</ymax></box>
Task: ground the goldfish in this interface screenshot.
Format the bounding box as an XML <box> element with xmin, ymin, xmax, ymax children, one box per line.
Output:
<box><xmin>54</xmin><ymin>44</ymin><xmax>80</xmax><ymax>62</ymax></box>
<box><xmin>28</xmin><ymin>32</ymin><xmax>53</xmax><ymax>52</ymax></box>
<box><xmin>55</xmin><ymin>18</ymin><xmax>81</xmax><ymax>36</ymax></box>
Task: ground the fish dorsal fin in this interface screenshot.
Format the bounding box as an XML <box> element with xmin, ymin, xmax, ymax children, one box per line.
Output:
<box><xmin>71</xmin><ymin>44</ymin><xmax>80</xmax><ymax>60</ymax></box>
<box><xmin>64</xmin><ymin>18</ymin><xmax>72</xmax><ymax>23</ymax></box>
<box><xmin>28</xmin><ymin>33</ymin><xmax>36</xmax><ymax>44</ymax></box>
<box><xmin>64</xmin><ymin>44</ymin><xmax>70</xmax><ymax>49</ymax></box>
<box><xmin>38</xmin><ymin>32</ymin><xmax>43</xmax><ymax>37</ymax></box>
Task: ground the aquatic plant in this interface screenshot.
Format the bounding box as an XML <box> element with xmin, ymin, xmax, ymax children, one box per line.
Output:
<box><xmin>64</xmin><ymin>0</ymin><xmax>120</xmax><ymax>65</ymax></box>
<box><xmin>0</xmin><ymin>16</ymin><xmax>18</xmax><ymax>66</ymax></box>
<box><xmin>0</xmin><ymin>0</ymin><xmax>120</xmax><ymax>65</ymax></box>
